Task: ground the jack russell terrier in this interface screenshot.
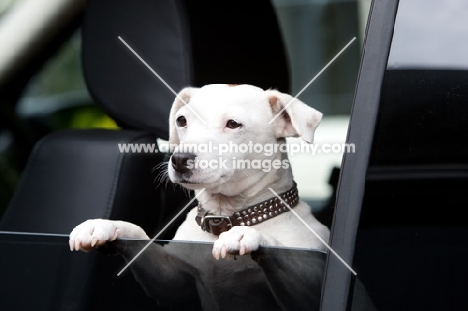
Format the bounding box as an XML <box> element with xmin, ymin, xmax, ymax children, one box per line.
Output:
<box><xmin>70</xmin><ymin>84</ymin><xmax>330</xmax><ymax>310</ymax></box>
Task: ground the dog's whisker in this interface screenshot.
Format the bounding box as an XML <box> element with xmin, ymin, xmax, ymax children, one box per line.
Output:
<box><xmin>151</xmin><ymin>161</ymin><xmax>168</xmax><ymax>173</ymax></box>
<box><xmin>152</xmin><ymin>163</ymin><xmax>168</xmax><ymax>177</ymax></box>
<box><xmin>159</xmin><ymin>171</ymin><xmax>169</xmax><ymax>184</ymax></box>
<box><xmin>154</xmin><ymin>168</ymin><xmax>164</xmax><ymax>180</ymax></box>
<box><xmin>155</xmin><ymin>168</ymin><xmax>167</xmax><ymax>180</ymax></box>
<box><xmin>153</xmin><ymin>162</ymin><xmax>171</xmax><ymax>189</ymax></box>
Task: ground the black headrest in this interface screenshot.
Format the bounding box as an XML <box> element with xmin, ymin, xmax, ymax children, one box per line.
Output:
<box><xmin>82</xmin><ymin>0</ymin><xmax>289</xmax><ymax>139</ymax></box>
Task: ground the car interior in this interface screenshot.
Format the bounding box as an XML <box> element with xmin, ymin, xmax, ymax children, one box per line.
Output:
<box><xmin>324</xmin><ymin>0</ymin><xmax>468</xmax><ymax>310</ymax></box>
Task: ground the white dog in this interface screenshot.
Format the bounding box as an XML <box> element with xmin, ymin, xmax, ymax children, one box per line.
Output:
<box><xmin>69</xmin><ymin>84</ymin><xmax>332</xmax><ymax>310</ymax></box>
<box><xmin>70</xmin><ymin>84</ymin><xmax>328</xmax><ymax>257</ymax></box>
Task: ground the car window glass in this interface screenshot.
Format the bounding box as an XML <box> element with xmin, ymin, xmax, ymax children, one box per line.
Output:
<box><xmin>352</xmin><ymin>0</ymin><xmax>468</xmax><ymax>309</ymax></box>
<box><xmin>370</xmin><ymin>0</ymin><xmax>468</xmax><ymax>167</ymax></box>
<box><xmin>0</xmin><ymin>232</ymin><xmax>328</xmax><ymax>310</ymax></box>
<box><xmin>388</xmin><ymin>0</ymin><xmax>468</xmax><ymax>70</ymax></box>
<box><xmin>17</xmin><ymin>31</ymin><xmax>116</xmax><ymax>130</ymax></box>
<box><xmin>272</xmin><ymin>0</ymin><xmax>366</xmax><ymax>219</ymax></box>
<box><xmin>0</xmin><ymin>0</ymin><xmax>17</xmax><ymax>19</ymax></box>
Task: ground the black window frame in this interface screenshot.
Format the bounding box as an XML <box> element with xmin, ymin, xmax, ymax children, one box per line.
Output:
<box><xmin>320</xmin><ymin>0</ymin><xmax>400</xmax><ymax>310</ymax></box>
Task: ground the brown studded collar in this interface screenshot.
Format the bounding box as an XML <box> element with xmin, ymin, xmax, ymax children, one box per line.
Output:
<box><xmin>195</xmin><ymin>182</ymin><xmax>299</xmax><ymax>235</ymax></box>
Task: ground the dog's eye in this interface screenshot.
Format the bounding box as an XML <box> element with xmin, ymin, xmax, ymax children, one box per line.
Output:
<box><xmin>176</xmin><ymin>116</ymin><xmax>187</xmax><ymax>127</ymax></box>
<box><xmin>226</xmin><ymin>119</ymin><xmax>242</xmax><ymax>129</ymax></box>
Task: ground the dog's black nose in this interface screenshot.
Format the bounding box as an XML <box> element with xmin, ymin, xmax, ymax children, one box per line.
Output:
<box><xmin>171</xmin><ymin>153</ymin><xmax>197</xmax><ymax>174</ymax></box>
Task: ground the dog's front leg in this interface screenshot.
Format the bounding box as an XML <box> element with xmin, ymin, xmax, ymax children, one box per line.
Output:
<box><xmin>69</xmin><ymin>219</ymin><xmax>149</xmax><ymax>252</ymax></box>
<box><xmin>70</xmin><ymin>220</ymin><xmax>203</xmax><ymax>308</ymax></box>
<box><xmin>212</xmin><ymin>226</ymin><xmax>279</xmax><ymax>259</ymax></box>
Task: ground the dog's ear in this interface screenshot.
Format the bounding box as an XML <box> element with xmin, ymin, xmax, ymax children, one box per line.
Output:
<box><xmin>169</xmin><ymin>87</ymin><xmax>199</xmax><ymax>145</ymax></box>
<box><xmin>266</xmin><ymin>90</ymin><xmax>322</xmax><ymax>143</ymax></box>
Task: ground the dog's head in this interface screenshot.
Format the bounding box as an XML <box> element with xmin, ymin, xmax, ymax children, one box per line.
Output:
<box><xmin>167</xmin><ymin>84</ymin><xmax>322</xmax><ymax>195</ymax></box>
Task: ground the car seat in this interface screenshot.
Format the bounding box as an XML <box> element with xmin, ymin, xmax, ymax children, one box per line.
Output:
<box><xmin>1</xmin><ymin>0</ymin><xmax>289</xmax><ymax>240</ymax></box>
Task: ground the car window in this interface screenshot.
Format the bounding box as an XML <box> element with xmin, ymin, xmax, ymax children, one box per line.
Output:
<box><xmin>0</xmin><ymin>0</ymin><xmax>17</xmax><ymax>19</ymax></box>
<box><xmin>271</xmin><ymin>0</ymin><xmax>368</xmax><ymax>216</ymax></box>
<box><xmin>387</xmin><ymin>0</ymin><xmax>468</xmax><ymax>70</ymax></box>
<box><xmin>352</xmin><ymin>0</ymin><xmax>468</xmax><ymax>309</ymax></box>
<box><xmin>370</xmin><ymin>0</ymin><xmax>468</xmax><ymax>167</ymax></box>
<box><xmin>0</xmin><ymin>233</ymin><xmax>327</xmax><ymax>310</ymax></box>
<box><xmin>18</xmin><ymin>31</ymin><xmax>116</xmax><ymax>130</ymax></box>
<box><xmin>23</xmin><ymin>31</ymin><xmax>87</xmax><ymax>97</ymax></box>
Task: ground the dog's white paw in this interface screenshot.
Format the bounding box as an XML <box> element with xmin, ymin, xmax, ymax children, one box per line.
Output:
<box><xmin>69</xmin><ymin>219</ymin><xmax>121</xmax><ymax>252</ymax></box>
<box><xmin>212</xmin><ymin>226</ymin><xmax>263</xmax><ymax>260</ymax></box>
